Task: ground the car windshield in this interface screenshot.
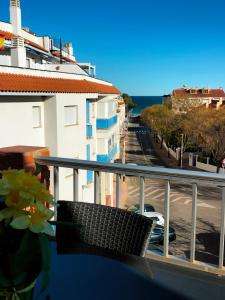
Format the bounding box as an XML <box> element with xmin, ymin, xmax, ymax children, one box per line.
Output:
<box><xmin>129</xmin><ymin>204</ymin><xmax>155</xmax><ymax>212</ymax></box>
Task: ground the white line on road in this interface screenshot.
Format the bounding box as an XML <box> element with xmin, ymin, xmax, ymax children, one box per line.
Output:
<box><xmin>184</xmin><ymin>199</ymin><xmax>192</xmax><ymax>204</ymax></box>
<box><xmin>171</xmin><ymin>196</ymin><xmax>189</xmax><ymax>203</ymax></box>
<box><xmin>197</xmin><ymin>201</ymin><xmax>216</xmax><ymax>208</ymax></box>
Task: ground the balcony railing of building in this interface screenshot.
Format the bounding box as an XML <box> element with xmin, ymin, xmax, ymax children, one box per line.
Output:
<box><xmin>96</xmin><ymin>115</ymin><xmax>118</xmax><ymax>129</ymax></box>
<box><xmin>86</xmin><ymin>124</ymin><xmax>93</xmax><ymax>139</ymax></box>
<box><xmin>36</xmin><ymin>156</ymin><xmax>225</xmax><ymax>276</ymax></box>
<box><xmin>97</xmin><ymin>145</ymin><xmax>118</xmax><ymax>163</ymax></box>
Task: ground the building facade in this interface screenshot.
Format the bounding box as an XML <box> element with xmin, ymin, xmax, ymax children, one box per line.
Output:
<box><xmin>0</xmin><ymin>0</ymin><xmax>125</xmax><ymax>204</ymax></box>
<box><xmin>167</xmin><ymin>87</ymin><xmax>225</xmax><ymax>112</ymax></box>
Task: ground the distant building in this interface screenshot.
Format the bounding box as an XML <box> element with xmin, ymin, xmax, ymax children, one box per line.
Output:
<box><xmin>0</xmin><ymin>0</ymin><xmax>125</xmax><ymax>205</ymax></box>
<box><xmin>166</xmin><ymin>87</ymin><xmax>225</xmax><ymax>112</ymax></box>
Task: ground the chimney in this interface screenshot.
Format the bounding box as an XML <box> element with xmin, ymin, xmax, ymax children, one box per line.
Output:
<box><xmin>10</xmin><ymin>0</ymin><xmax>22</xmax><ymax>35</ymax></box>
<box><xmin>10</xmin><ymin>0</ymin><xmax>26</xmax><ymax>68</ymax></box>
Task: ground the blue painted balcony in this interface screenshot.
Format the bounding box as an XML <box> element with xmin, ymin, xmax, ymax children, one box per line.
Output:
<box><xmin>97</xmin><ymin>145</ymin><xmax>118</xmax><ymax>163</ymax></box>
<box><xmin>86</xmin><ymin>124</ymin><xmax>93</xmax><ymax>138</ymax></box>
<box><xmin>35</xmin><ymin>156</ymin><xmax>225</xmax><ymax>300</ymax></box>
<box><xmin>96</xmin><ymin>115</ymin><xmax>118</xmax><ymax>129</ymax></box>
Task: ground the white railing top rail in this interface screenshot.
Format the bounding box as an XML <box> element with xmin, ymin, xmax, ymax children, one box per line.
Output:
<box><xmin>36</xmin><ymin>156</ymin><xmax>225</xmax><ymax>187</ymax></box>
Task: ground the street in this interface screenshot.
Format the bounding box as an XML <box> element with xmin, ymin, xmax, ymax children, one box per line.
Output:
<box><xmin>124</xmin><ymin>119</ymin><xmax>222</xmax><ymax>264</ymax></box>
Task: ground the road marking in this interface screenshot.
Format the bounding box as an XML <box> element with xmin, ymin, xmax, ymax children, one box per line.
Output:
<box><xmin>184</xmin><ymin>199</ymin><xmax>192</xmax><ymax>204</ymax></box>
<box><xmin>148</xmin><ymin>188</ymin><xmax>165</xmax><ymax>195</ymax></box>
<box><xmin>171</xmin><ymin>196</ymin><xmax>191</xmax><ymax>203</ymax></box>
<box><xmin>128</xmin><ymin>186</ymin><xmax>139</xmax><ymax>192</ymax></box>
<box><xmin>197</xmin><ymin>201</ymin><xmax>216</xmax><ymax>209</ymax></box>
<box><xmin>151</xmin><ymin>191</ymin><xmax>165</xmax><ymax>199</ymax></box>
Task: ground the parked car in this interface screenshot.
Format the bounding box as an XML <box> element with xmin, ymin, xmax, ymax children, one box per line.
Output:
<box><xmin>127</xmin><ymin>204</ymin><xmax>164</xmax><ymax>226</ymax></box>
<box><xmin>128</xmin><ymin>203</ymin><xmax>155</xmax><ymax>213</ymax></box>
<box><xmin>149</xmin><ymin>224</ymin><xmax>176</xmax><ymax>245</ymax></box>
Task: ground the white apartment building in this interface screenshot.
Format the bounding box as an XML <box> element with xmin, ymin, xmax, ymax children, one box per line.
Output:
<box><xmin>0</xmin><ymin>0</ymin><xmax>125</xmax><ymax>205</ymax></box>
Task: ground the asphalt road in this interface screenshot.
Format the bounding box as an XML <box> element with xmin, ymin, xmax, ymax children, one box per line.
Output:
<box><xmin>125</xmin><ymin>120</ymin><xmax>222</xmax><ymax>264</ymax></box>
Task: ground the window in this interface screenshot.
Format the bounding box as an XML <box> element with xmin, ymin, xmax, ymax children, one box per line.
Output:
<box><xmin>190</xmin><ymin>89</ymin><xmax>197</xmax><ymax>94</ymax></box>
<box><xmin>32</xmin><ymin>106</ymin><xmax>41</xmax><ymax>128</ymax></box>
<box><xmin>64</xmin><ymin>105</ymin><xmax>78</xmax><ymax>125</ymax></box>
<box><xmin>202</xmin><ymin>89</ymin><xmax>209</xmax><ymax>94</ymax></box>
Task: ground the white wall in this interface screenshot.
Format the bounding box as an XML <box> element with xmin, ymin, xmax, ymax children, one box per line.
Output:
<box><xmin>196</xmin><ymin>161</ymin><xmax>224</xmax><ymax>174</ymax></box>
<box><xmin>53</xmin><ymin>93</ymin><xmax>94</xmax><ymax>202</ymax></box>
<box><xmin>0</xmin><ymin>96</ymin><xmax>45</xmax><ymax>148</ymax></box>
<box><xmin>0</xmin><ymin>22</ymin><xmax>13</xmax><ymax>33</ymax></box>
<box><xmin>97</xmin><ymin>96</ymin><xmax>117</xmax><ymax>119</ymax></box>
<box><xmin>44</xmin><ymin>96</ymin><xmax>57</xmax><ymax>155</ymax></box>
<box><xmin>0</xmin><ymin>55</ymin><xmax>11</xmax><ymax>66</ymax></box>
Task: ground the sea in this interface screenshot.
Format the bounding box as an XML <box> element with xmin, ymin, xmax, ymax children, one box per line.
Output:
<box><xmin>130</xmin><ymin>96</ymin><xmax>163</xmax><ymax>115</ymax></box>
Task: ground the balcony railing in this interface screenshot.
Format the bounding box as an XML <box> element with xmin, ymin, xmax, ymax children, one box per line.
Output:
<box><xmin>97</xmin><ymin>145</ymin><xmax>118</xmax><ymax>163</ymax></box>
<box><xmin>96</xmin><ymin>115</ymin><xmax>118</xmax><ymax>129</ymax></box>
<box><xmin>36</xmin><ymin>156</ymin><xmax>225</xmax><ymax>276</ymax></box>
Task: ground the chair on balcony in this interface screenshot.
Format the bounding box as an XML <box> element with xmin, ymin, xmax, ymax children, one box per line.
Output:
<box><xmin>56</xmin><ymin>201</ymin><xmax>153</xmax><ymax>258</ymax></box>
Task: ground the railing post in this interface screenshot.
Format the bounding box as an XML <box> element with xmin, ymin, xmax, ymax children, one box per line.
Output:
<box><xmin>116</xmin><ymin>174</ymin><xmax>121</xmax><ymax>208</ymax></box>
<box><xmin>219</xmin><ymin>187</ymin><xmax>225</xmax><ymax>269</ymax></box>
<box><xmin>190</xmin><ymin>183</ymin><xmax>197</xmax><ymax>263</ymax></box>
<box><xmin>163</xmin><ymin>180</ymin><xmax>170</xmax><ymax>257</ymax></box>
<box><xmin>73</xmin><ymin>169</ymin><xmax>78</xmax><ymax>202</ymax></box>
<box><xmin>54</xmin><ymin>166</ymin><xmax>59</xmax><ymax>220</ymax></box>
<box><xmin>94</xmin><ymin>171</ymin><xmax>100</xmax><ymax>204</ymax></box>
<box><xmin>139</xmin><ymin>177</ymin><xmax>145</xmax><ymax>215</ymax></box>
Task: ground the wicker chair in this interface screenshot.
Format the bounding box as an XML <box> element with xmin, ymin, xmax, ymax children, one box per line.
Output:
<box><xmin>56</xmin><ymin>201</ymin><xmax>153</xmax><ymax>257</ymax></box>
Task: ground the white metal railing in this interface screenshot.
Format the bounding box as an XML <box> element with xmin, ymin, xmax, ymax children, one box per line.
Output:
<box><xmin>36</xmin><ymin>156</ymin><xmax>225</xmax><ymax>275</ymax></box>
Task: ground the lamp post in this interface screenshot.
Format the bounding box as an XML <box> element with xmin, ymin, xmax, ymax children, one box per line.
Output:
<box><xmin>180</xmin><ymin>133</ymin><xmax>184</xmax><ymax>169</ymax></box>
<box><xmin>122</xmin><ymin>125</ymin><xmax>127</xmax><ymax>164</ymax></box>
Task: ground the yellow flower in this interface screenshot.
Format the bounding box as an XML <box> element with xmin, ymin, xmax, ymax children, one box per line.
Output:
<box><xmin>5</xmin><ymin>190</ymin><xmax>32</xmax><ymax>210</ymax></box>
<box><xmin>10</xmin><ymin>203</ymin><xmax>54</xmax><ymax>235</ymax></box>
<box><xmin>0</xmin><ymin>169</ymin><xmax>54</xmax><ymax>235</ymax></box>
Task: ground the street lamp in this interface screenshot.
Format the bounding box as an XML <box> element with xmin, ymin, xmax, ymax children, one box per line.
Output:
<box><xmin>180</xmin><ymin>133</ymin><xmax>184</xmax><ymax>169</ymax></box>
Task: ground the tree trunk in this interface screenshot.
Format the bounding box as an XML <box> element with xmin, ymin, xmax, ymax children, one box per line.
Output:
<box><xmin>216</xmin><ymin>161</ymin><xmax>221</xmax><ymax>173</ymax></box>
<box><xmin>160</xmin><ymin>137</ymin><xmax>163</xmax><ymax>149</ymax></box>
<box><xmin>167</xmin><ymin>147</ymin><xmax>170</xmax><ymax>158</ymax></box>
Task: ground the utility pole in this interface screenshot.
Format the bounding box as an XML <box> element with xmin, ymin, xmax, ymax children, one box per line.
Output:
<box><xmin>122</xmin><ymin>126</ymin><xmax>126</xmax><ymax>164</ymax></box>
<box><xmin>180</xmin><ymin>133</ymin><xmax>184</xmax><ymax>169</ymax></box>
<box><xmin>60</xmin><ymin>37</ymin><xmax>63</xmax><ymax>64</ymax></box>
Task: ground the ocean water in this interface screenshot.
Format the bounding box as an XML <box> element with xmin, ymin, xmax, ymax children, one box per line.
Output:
<box><xmin>130</xmin><ymin>96</ymin><xmax>164</xmax><ymax>115</ymax></box>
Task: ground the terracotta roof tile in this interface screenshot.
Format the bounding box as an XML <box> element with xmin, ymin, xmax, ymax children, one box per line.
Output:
<box><xmin>0</xmin><ymin>73</ymin><xmax>121</xmax><ymax>94</ymax></box>
<box><xmin>0</xmin><ymin>29</ymin><xmax>16</xmax><ymax>40</ymax></box>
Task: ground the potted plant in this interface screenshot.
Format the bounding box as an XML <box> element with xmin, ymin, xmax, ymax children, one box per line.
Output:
<box><xmin>0</xmin><ymin>169</ymin><xmax>54</xmax><ymax>299</ymax></box>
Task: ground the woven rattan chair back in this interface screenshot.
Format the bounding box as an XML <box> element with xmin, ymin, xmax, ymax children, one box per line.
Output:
<box><xmin>56</xmin><ymin>201</ymin><xmax>153</xmax><ymax>257</ymax></box>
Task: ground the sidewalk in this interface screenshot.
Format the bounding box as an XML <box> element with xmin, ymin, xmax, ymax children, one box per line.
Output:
<box><xmin>148</xmin><ymin>133</ymin><xmax>203</xmax><ymax>172</ymax></box>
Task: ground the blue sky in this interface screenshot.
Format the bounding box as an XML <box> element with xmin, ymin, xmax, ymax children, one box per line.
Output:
<box><xmin>1</xmin><ymin>0</ymin><xmax>225</xmax><ymax>95</ymax></box>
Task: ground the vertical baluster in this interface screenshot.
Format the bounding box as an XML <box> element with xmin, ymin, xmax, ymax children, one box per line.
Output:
<box><xmin>116</xmin><ymin>174</ymin><xmax>121</xmax><ymax>208</ymax></box>
<box><xmin>163</xmin><ymin>180</ymin><xmax>170</xmax><ymax>257</ymax></box>
<box><xmin>190</xmin><ymin>183</ymin><xmax>197</xmax><ymax>263</ymax></box>
<box><xmin>219</xmin><ymin>187</ymin><xmax>225</xmax><ymax>269</ymax></box>
<box><xmin>139</xmin><ymin>177</ymin><xmax>145</xmax><ymax>215</ymax></box>
<box><xmin>94</xmin><ymin>171</ymin><xmax>100</xmax><ymax>204</ymax></box>
<box><xmin>54</xmin><ymin>166</ymin><xmax>59</xmax><ymax>221</ymax></box>
<box><xmin>73</xmin><ymin>169</ymin><xmax>78</xmax><ymax>202</ymax></box>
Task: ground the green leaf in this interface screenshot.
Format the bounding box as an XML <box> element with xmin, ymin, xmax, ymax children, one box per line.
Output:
<box><xmin>10</xmin><ymin>215</ymin><xmax>30</xmax><ymax>230</ymax></box>
<box><xmin>0</xmin><ymin>208</ymin><xmax>13</xmax><ymax>221</ymax></box>
<box><xmin>29</xmin><ymin>223</ymin><xmax>45</xmax><ymax>234</ymax></box>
